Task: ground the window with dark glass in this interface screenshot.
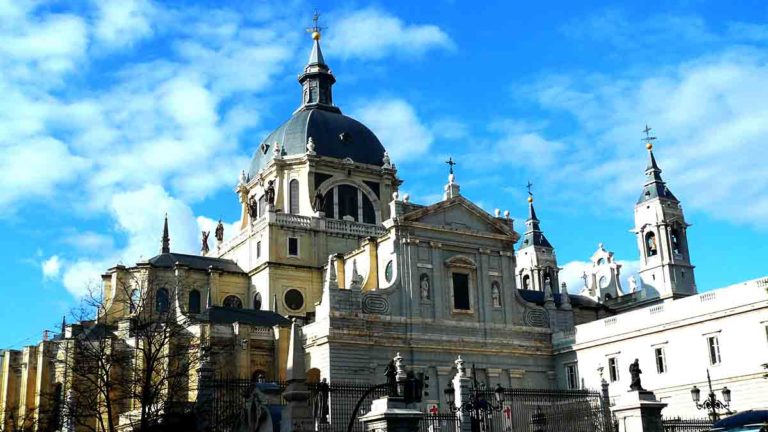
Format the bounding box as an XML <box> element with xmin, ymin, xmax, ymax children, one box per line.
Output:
<box><xmin>258</xmin><ymin>195</ymin><xmax>266</xmax><ymax>215</ymax></box>
<box><xmin>337</xmin><ymin>184</ymin><xmax>358</xmax><ymax>221</ymax></box>
<box><xmin>655</xmin><ymin>347</ymin><xmax>666</xmax><ymax>373</ymax></box>
<box><xmin>223</xmin><ymin>295</ymin><xmax>243</xmax><ymax>309</ymax></box>
<box><xmin>256</xmin><ymin>241</ymin><xmax>261</xmax><ymax>258</ymax></box>
<box><xmin>522</xmin><ymin>275</ymin><xmax>531</xmax><ymax>290</ymax></box>
<box><xmin>130</xmin><ymin>289</ymin><xmax>140</xmax><ymax>313</ymax></box>
<box><xmin>253</xmin><ymin>293</ymin><xmax>262</xmax><ymax>310</ymax></box>
<box><xmin>289</xmin><ymin>179</ymin><xmax>300</xmax><ymax>214</ymax></box>
<box><xmin>452</xmin><ymin>273</ymin><xmax>470</xmax><ymax>310</ymax></box>
<box><xmin>566</xmin><ymin>364</ymin><xmax>579</xmax><ymax>389</ymax></box>
<box><xmin>670</xmin><ymin>228</ymin><xmax>682</xmax><ymax>254</ymax></box>
<box><xmin>155</xmin><ymin>288</ymin><xmax>170</xmax><ymax>313</ymax></box>
<box><xmin>362</xmin><ymin>194</ymin><xmax>376</xmax><ymax>224</ymax></box>
<box><xmin>188</xmin><ymin>289</ymin><xmax>201</xmax><ymax>314</ymax></box>
<box><xmin>323</xmin><ymin>188</ymin><xmax>334</xmax><ymax>217</ymax></box>
<box><xmin>707</xmin><ymin>336</ymin><xmax>721</xmax><ymax>365</ymax></box>
<box><xmin>288</xmin><ymin>237</ymin><xmax>299</xmax><ymax>256</ymax></box>
<box><xmin>608</xmin><ymin>357</ymin><xmax>619</xmax><ymax>382</ymax></box>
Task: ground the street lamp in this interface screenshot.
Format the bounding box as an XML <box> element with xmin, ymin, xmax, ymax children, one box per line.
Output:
<box><xmin>443</xmin><ymin>365</ymin><xmax>507</xmax><ymax>431</ymax></box>
<box><xmin>690</xmin><ymin>370</ymin><xmax>733</xmax><ymax>421</ymax></box>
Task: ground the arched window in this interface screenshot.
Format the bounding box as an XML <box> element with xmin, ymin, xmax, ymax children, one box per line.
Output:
<box><xmin>597</xmin><ymin>258</ymin><xmax>605</xmax><ymax>265</ymax></box>
<box><xmin>223</xmin><ymin>295</ymin><xmax>243</xmax><ymax>309</ymax></box>
<box><xmin>670</xmin><ymin>228</ymin><xmax>682</xmax><ymax>255</ymax></box>
<box><xmin>522</xmin><ymin>275</ymin><xmax>531</xmax><ymax>290</ymax></box>
<box><xmin>253</xmin><ymin>293</ymin><xmax>262</xmax><ymax>310</ymax></box>
<box><xmin>130</xmin><ymin>289</ymin><xmax>140</xmax><ymax>313</ymax></box>
<box><xmin>645</xmin><ymin>232</ymin><xmax>658</xmax><ymax>257</ymax></box>
<box><xmin>155</xmin><ymin>288</ymin><xmax>170</xmax><ymax>313</ymax></box>
<box><xmin>289</xmin><ymin>179</ymin><xmax>300</xmax><ymax>214</ymax></box>
<box><xmin>188</xmin><ymin>290</ymin><xmax>201</xmax><ymax>314</ymax></box>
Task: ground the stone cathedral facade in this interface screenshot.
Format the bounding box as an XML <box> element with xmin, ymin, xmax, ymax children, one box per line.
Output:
<box><xmin>1</xmin><ymin>26</ymin><xmax>767</xmax><ymax>432</ymax></box>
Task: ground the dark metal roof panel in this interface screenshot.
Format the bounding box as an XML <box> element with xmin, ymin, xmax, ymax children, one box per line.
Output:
<box><xmin>199</xmin><ymin>307</ymin><xmax>291</xmax><ymax>327</ymax></box>
<box><xmin>147</xmin><ymin>253</ymin><xmax>245</xmax><ymax>274</ymax></box>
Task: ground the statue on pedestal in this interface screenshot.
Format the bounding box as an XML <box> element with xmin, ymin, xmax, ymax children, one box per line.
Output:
<box><xmin>215</xmin><ymin>219</ymin><xmax>224</xmax><ymax>243</ymax></box>
<box><xmin>629</xmin><ymin>359</ymin><xmax>645</xmax><ymax>391</ymax></box>
<box><xmin>265</xmin><ymin>180</ymin><xmax>276</xmax><ymax>206</ymax></box>
<box><xmin>313</xmin><ymin>378</ymin><xmax>330</xmax><ymax>425</ymax></box>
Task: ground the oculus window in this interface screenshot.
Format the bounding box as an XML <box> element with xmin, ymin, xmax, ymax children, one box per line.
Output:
<box><xmin>284</xmin><ymin>289</ymin><xmax>304</xmax><ymax>311</ymax></box>
<box><xmin>452</xmin><ymin>273</ymin><xmax>471</xmax><ymax>311</ymax></box>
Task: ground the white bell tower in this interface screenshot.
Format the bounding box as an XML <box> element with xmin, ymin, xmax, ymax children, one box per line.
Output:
<box><xmin>633</xmin><ymin>129</ymin><xmax>696</xmax><ymax>299</ymax></box>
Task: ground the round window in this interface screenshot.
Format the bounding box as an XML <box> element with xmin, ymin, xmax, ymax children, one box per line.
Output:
<box><xmin>284</xmin><ymin>289</ymin><xmax>304</xmax><ymax>311</ymax></box>
<box><xmin>385</xmin><ymin>261</ymin><xmax>394</xmax><ymax>282</ymax></box>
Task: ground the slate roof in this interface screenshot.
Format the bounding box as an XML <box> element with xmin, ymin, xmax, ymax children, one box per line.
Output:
<box><xmin>147</xmin><ymin>253</ymin><xmax>245</xmax><ymax>274</ymax></box>
<box><xmin>517</xmin><ymin>289</ymin><xmax>605</xmax><ymax>309</ymax></box>
<box><xmin>199</xmin><ymin>307</ymin><xmax>291</xmax><ymax>327</ymax></box>
<box><xmin>520</xmin><ymin>202</ymin><xmax>553</xmax><ymax>249</ymax></box>
<box><xmin>637</xmin><ymin>149</ymin><xmax>679</xmax><ymax>204</ymax></box>
<box><xmin>248</xmin><ymin>108</ymin><xmax>386</xmax><ymax>176</ymax></box>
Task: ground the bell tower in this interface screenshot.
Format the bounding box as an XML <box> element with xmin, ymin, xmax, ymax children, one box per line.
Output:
<box><xmin>516</xmin><ymin>185</ymin><xmax>559</xmax><ymax>292</ymax></box>
<box><xmin>633</xmin><ymin>127</ymin><xmax>696</xmax><ymax>299</ymax></box>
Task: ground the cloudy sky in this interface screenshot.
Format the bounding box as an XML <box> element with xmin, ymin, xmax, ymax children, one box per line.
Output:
<box><xmin>2</xmin><ymin>0</ymin><xmax>768</xmax><ymax>347</ymax></box>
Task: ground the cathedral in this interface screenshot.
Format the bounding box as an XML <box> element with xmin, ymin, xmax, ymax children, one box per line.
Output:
<box><xmin>1</xmin><ymin>22</ymin><xmax>766</xmax><ymax>432</ymax></box>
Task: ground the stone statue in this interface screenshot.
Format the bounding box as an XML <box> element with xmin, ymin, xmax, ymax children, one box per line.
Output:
<box><xmin>265</xmin><ymin>180</ymin><xmax>275</xmax><ymax>206</ymax></box>
<box><xmin>628</xmin><ymin>275</ymin><xmax>639</xmax><ymax>293</ymax></box>
<box><xmin>544</xmin><ymin>276</ymin><xmax>552</xmax><ymax>293</ymax></box>
<box><xmin>235</xmin><ymin>385</ymin><xmax>273</xmax><ymax>432</ymax></box>
<box><xmin>629</xmin><ymin>359</ymin><xmax>645</xmax><ymax>391</ymax></box>
<box><xmin>382</xmin><ymin>151</ymin><xmax>392</xmax><ymax>168</ymax></box>
<box><xmin>272</xmin><ymin>141</ymin><xmax>281</xmax><ymax>159</ymax></box>
<box><xmin>215</xmin><ymin>219</ymin><xmax>224</xmax><ymax>243</ymax></box>
<box><xmin>420</xmin><ymin>274</ymin><xmax>430</xmax><ymax>299</ymax></box>
<box><xmin>201</xmin><ymin>231</ymin><xmax>210</xmax><ymax>254</ymax></box>
<box><xmin>384</xmin><ymin>360</ymin><xmax>397</xmax><ymax>396</ymax></box>
<box><xmin>247</xmin><ymin>196</ymin><xmax>258</xmax><ymax>220</ymax></box>
<box><xmin>239</xmin><ymin>169</ymin><xmax>248</xmax><ymax>186</ymax></box>
<box><xmin>491</xmin><ymin>283</ymin><xmax>501</xmax><ymax>307</ymax></box>
<box><xmin>306</xmin><ymin>137</ymin><xmax>316</xmax><ymax>155</ymax></box>
<box><xmin>313</xmin><ymin>378</ymin><xmax>330</xmax><ymax>425</ymax></box>
<box><xmin>312</xmin><ymin>191</ymin><xmax>325</xmax><ymax>213</ymax></box>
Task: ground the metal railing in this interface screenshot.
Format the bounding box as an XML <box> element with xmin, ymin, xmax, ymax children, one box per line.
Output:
<box><xmin>662</xmin><ymin>417</ymin><xmax>714</xmax><ymax>432</ymax></box>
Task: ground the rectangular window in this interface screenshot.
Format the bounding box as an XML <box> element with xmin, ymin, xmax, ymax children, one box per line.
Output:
<box><xmin>707</xmin><ymin>336</ymin><xmax>721</xmax><ymax>365</ymax></box>
<box><xmin>452</xmin><ymin>273</ymin><xmax>470</xmax><ymax>310</ymax></box>
<box><xmin>608</xmin><ymin>357</ymin><xmax>619</xmax><ymax>382</ymax></box>
<box><xmin>565</xmin><ymin>364</ymin><xmax>579</xmax><ymax>389</ymax></box>
<box><xmin>288</xmin><ymin>237</ymin><xmax>299</xmax><ymax>257</ymax></box>
<box><xmin>256</xmin><ymin>241</ymin><xmax>261</xmax><ymax>258</ymax></box>
<box><xmin>655</xmin><ymin>347</ymin><xmax>667</xmax><ymax>374</ymax></box>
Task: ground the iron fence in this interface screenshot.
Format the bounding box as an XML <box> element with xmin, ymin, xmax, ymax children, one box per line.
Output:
<box><xmin>662</xmin><ymin>417</ymin><xmax>714</xmax><ymax>432</ymax></box>
<box><xmin>209</xmin><ymin>376</ymin><xmax>287</xmax><ymax>432</ymax></box>
<box><xmin>473</xmin><ymin>387</ymin><xmax>613</xmax><ymax>432</ymax></box>
<box><xmin>310</xmin><ymin>381</ymin><xmax>390</xmax><ymax>432</ymax></box>
<box><xmin>421</xmin><ymin>413</ymin><xmax>460</xmax><ymax>432</ymax></box>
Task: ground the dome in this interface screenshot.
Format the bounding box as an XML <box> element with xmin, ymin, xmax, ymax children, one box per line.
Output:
<box><xmin>248</xmin><ymin>108</ymin><xmax>386</xmax><ymax>177</ymax></box>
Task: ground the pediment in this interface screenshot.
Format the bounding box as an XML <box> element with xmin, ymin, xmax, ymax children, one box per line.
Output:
<box><xmin>401</xmin><ymin>197</ymin><xmax>518</xmax><ymax>239</ymax></box>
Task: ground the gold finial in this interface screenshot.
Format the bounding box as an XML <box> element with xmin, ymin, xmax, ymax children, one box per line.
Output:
<box><xmin>646</xmin><ymin>142</ymin><xmax>653</xmax><ymax>150</ymax></box>
<box><xmin>528</xmin><ymin>196</ymin><xmax>533</xmax><ymax>203</ymax></box>
<box><xmin>307</xmin><ymin>9</ymin><xmax>325</xmax><ymax>41</ymax></box>
<box><xmin>526</xmin><ymin>180</ymin><xmax>534</xmax><ymax>203</ymax></box>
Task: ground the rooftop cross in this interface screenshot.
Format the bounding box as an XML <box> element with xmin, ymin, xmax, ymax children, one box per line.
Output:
<box><xmin>445</xmin><ymin>157</ymin><xmax>456</xmax><ymax>175</ymax></box>
<box><xmin>306</xmin><ymin>9</ymin><xmax>326</xmax><ymax>39</ymax></box>
<box><xmin>642</xmin><ymin>124</ymin><xmax>657</xmax><ymax>148</ymax></box>
<box><xmin>526</xmin><ymin>180</ymin><xmax>534</xmax><ymax>197</ymax></box>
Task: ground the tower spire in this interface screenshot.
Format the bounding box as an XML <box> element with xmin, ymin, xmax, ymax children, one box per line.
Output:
<box><xmin>522</xmin><ymin>184</ymin><xmax>551</xmax><ymax>248</ymax></box>
<box><xmin>298</xmin><ymin>11</ymin><xmax>339</xmax><ymax>113</ymax></box>
<box><xmin>637</xmin><ymin>126</ymin><xmax>677</xmax><ymax>203</ymax></box>
<box><xmin>161</xmin><ymin>213</ymin><xmax>170</xmax><ymax>254</ymax></box>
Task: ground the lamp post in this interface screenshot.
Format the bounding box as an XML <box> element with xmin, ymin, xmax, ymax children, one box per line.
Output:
<box><xmin>444</xmin><ymin>364</ymin><xmax>506</xmax><ymax>432</ymax></box>
<box><xmin>690</xmin><ymin>369</ymin><xmax>732</xmax><ymax>421</ymax></box>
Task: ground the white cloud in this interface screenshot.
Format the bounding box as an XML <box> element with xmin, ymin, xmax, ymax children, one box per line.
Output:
<box><xmin>326</xmin><ymin>8</ymin><xmax>453</xmax><ymax>60</ymax></box>
<box><xmin>352</xmin><ymin>98</ymin><xmax>433</xmax><ymax>163</ymax></box>
<box><xmin>93</xmin><ymin>0</ymin><xmax>154</xmax><ymax>48</ymax></box>
<box><xmin>42</xmin><ymin>255</ymin><xmax>62</xmax><ymax>279</ymax></box>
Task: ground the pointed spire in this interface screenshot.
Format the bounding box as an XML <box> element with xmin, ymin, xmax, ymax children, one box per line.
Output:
<box><xmin>161</xmin><ymin>213</ymin><xmax>170</xmax><ymax>254</ymax></box>
<box><xmin>297</xmin><ymin>11</ymin><xmax>339</xmax><ymax>113</ymax></box>
<box><xmin>521</xmin><ymin>186</ymin><xmax>552</xmax><ymax>248</ymax></box>
<box><xmin>61</xmin><ymin>316</ymin><xmax>66</xmax><ymax>335</ymax></box>
<box><xmin>637</xmin><ymin>126</ymin><xmax>678</xmax><ymax>204</ymax></box>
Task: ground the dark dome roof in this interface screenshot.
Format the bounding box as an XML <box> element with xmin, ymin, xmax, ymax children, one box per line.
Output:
<box><xmin>248</xmin><ymin>108</ymin><xmax>386</xmax><ymax>177</ymax></box>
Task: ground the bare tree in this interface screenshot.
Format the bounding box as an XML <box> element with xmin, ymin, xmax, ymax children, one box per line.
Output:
<box><xmin>56</xmin><ymin>269</ymin><xmax>202</xmax><ymax>432</ymax></box>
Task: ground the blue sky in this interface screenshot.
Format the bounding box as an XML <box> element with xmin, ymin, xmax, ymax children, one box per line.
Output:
<box><xmin>2</xmin><ymin>0</ymin><xmax>768</xmax><ymax>347</ymax></box>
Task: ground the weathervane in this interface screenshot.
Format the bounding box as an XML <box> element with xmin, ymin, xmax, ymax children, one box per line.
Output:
<box><xmin>445</xmin><ymin>157</ymin><xmax>457</xmax><ymax>175</ymax></box>
<box><xmin>642</xmin><ymin>124</ymin><xmax>657</xmax><ymax>143</ymax></box>
<box><xmin>306</xmin><ymin>9</ymin><xmax>327</xmax><ymax>37</ymax></box>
